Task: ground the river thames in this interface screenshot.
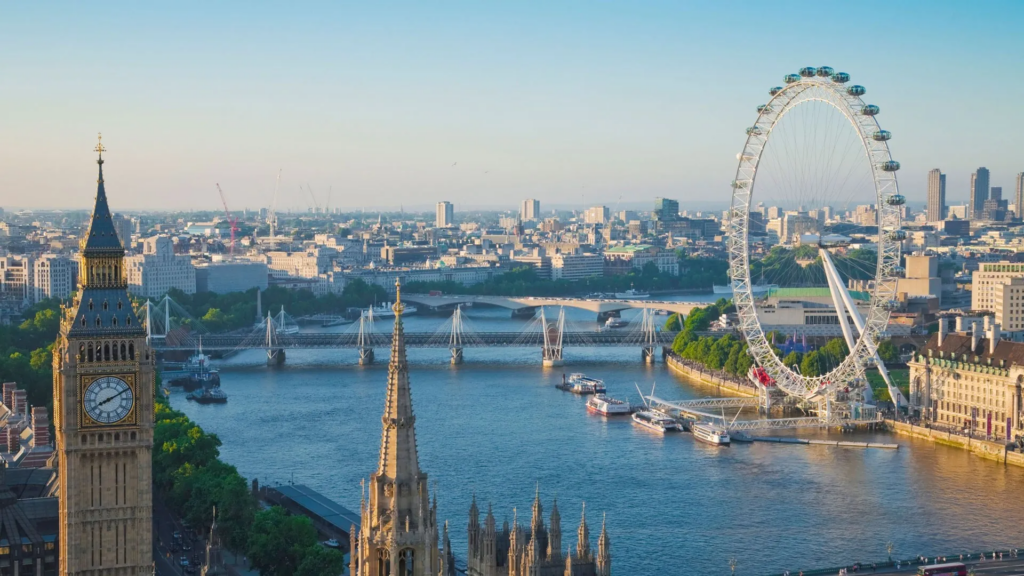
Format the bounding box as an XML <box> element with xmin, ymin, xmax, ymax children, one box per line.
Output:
<box><xmin>173</xmin><ymin>304</ymin><xmax>1024</xmax><ymax>575</ymax></box>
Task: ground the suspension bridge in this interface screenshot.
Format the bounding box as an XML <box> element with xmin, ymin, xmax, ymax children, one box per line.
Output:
<box><xmin>139</xmin><ymin>295</ymin><xmax>673</xmax><ymax>366</ymax></box>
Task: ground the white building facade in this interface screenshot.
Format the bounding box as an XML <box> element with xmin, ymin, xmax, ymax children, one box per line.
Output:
<box><xmin>125</xmin><ymin>235</ymin><xmax>197</xmax><ymax>298</ymax></box>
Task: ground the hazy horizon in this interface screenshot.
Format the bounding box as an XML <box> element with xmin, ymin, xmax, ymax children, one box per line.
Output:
<box><xmin>3</xmin><ymin>1</ymin><xmax>1022</xmax><ymax>212</ymax></box>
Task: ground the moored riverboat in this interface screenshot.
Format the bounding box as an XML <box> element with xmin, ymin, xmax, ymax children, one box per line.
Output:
<box><xmin>692</xmin><ymin>423</ymin><xmax>730</xmax><ymax>446</ymax></box>
<box><xmin>631</xmin><ymin>410</ymin><xmax>681</xmax><ymax>433</ymax></box>
<box><xmin>586</xmin><ymin>394</ymin><xmax>632</xmax><ymax>416</ymax></box>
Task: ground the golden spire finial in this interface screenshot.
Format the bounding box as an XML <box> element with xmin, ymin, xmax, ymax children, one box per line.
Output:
<box><xmin>94</xmin><ymin>133</ymin><xmax>106</xmax><ymax>156</ymax></box>
<box><xmin>392</xmin><ymin>278</ymin><xmax>405</xmax><ymax>315</ymax></box>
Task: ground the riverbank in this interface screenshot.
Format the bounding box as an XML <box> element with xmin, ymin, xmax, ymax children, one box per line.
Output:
<box><xmin>887</xmin><ymin>420</ymin><xmax>1024</xmax><ymax>468</ymax></box>
<box><xmin>662</xmin><ymin>348</ymin><xmax>759</xmax><ymax>398</ymax></box>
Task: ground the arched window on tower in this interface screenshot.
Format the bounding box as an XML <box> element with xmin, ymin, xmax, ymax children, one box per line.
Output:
<box><xmin>128</xmin><ymin>342</ymin><xmax>135</xmax><ymax>360</ymax></box>
<box><xmin>95</xmin><ymin>316</ymin><xmax>101</xmax><ymax>327</ymax></box>
<box><xmin>378</xmin><ymin>549</ymin><xmax>391</xmax><ymax>576</ymax></box>
<box><xmin>112</xmin><ymin>343</ymin><xmax>119</xmax><ymax>361</ymax></box>
<box><xmin>120</xmin><ymin>342</ymin><xmax>126</xmax><ymax>360</ymax></box>
<box><xmin>87</xmin><ymin>343</ymin><xmax>94</xmax><ymax>362</ymax></box>
<box><xmin>103</xmin><ymin>343</ymin><xmax>110</xmax><ymax>362</ymax></box>
<box><xmin>78</xmin><ymin>344</ymin><xmax>85</xmax><ymax>362</ymax></box>
<box><xmin>399</xmin><ymin>549</ymin><xmax>415</xmax><ymax>576</ymax></box>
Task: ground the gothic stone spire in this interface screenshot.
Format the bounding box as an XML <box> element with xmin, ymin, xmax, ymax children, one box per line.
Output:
<box><xmin>83</xmin><ymin>133</ymin><xmax>124</xmax><ymax>255</ymax></box>
<box><xmin>376</xmin><ymin>279</ymin><xmax>421</xmax><ymax>479</ymax></box>
<box><xmin>576</xmin><ymin>502</ymin><xmax>591</xmax><ymax>560</ymax></box>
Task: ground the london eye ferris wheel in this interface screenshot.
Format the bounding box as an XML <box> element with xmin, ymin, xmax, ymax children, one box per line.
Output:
<box><xmin>726</xmin><ymin>67</ymin><xmax>907</xmax><ymax>408</ymax></box>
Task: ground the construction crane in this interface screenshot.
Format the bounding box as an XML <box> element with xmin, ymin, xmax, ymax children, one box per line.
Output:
<box><xmin>307</xmin><ymin>184</ymin><xmax>320</xmax><ymax>213</ymax></box>
<box><xmin>269</xmin><ymin>170</ymin><xmax>280</xmax><ymax>240</ymax></box>
<box><xmin>216</xmin><ymin>183</ymin><xmax>240</xmax><ymax>255</ymax></box>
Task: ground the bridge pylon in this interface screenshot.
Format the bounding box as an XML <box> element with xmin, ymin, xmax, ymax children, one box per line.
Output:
<box><xmin>641</xmin><ymin>308</ymin><xmax>657</xmax><ymax>364</ymax></box>
<box><xmin>357</xmin><ymin>309</ymin><xmax>375</xmax><ymax>365</ymax></box>
<box><xmin>541</xmin><ymin>307</ymin><xmax>565</xmax><ymax>367</ymax></box>
<box><xmin>450</xmin><ymin>305</ymin><xmax>464</xmax><ymax>365</ymax></box>
<box><xmin>265</xmin><ymin>312</ymin><xmax>285</xmax><ymax>366</ymax></box>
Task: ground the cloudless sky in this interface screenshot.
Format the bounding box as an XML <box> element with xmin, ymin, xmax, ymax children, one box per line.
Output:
<box><xmin>2</xmin><ymin>1</ymin><xmax>1022</xmax><ymax>212</ymax></box>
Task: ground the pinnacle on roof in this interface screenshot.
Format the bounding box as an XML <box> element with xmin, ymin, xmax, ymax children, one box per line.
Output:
<box><xmin>375</xmin><ymin>279</ymin><xmax>421</xmax><ymax>480</ymax></box>
<box><xmin>82</xmin><ymin>133</ymin><xmax>125</xmax><ymax>254</ymax></box>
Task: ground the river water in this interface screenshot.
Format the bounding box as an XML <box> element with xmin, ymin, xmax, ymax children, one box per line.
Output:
<box><xmin>172</xmin><ymin>301</ymin><xmax>1024</xmax><ymax>575</ymax></box>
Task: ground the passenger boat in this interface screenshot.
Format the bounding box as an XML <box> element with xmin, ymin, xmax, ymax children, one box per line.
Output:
<box><xmin>604</xmin><ymin>317</ymin><xmax>628</xmax><ymax>329</ymax></box>
<box><xmin>614</xmin><ymin>289</ymin><xmax>650</xmax><ymax>299</ymax></box>
<box><xmin>556</xmin><ymin>373</ymin><xmax>606</xmax><ymax>394</ymax></box>
<box><xmin>168</xmin><ymin>348</ymin><xmax>221</xmax><ymax>392</ymax></box>
<box><xmin>586</xmin><ymin>394</ymin><xmax>632</xmax><ymax>416</ymax></box>
<box><xmin>186</xmin><ymin>386</ymin><xmax>228</xmax><ymax>404</ymax></box>
<box><xmin>365</xmin><ymin>302</ymin><xmax>419</xmax><ymax>319</ymax></box>
<box><xmin>631</xmin><ymin>410</ymin><xmax>681</xmax><ymax>433</ymax></box>
<box><xmin>713</xmin><ymin>283</ymin><xmax>777</xmax><ymax>295</ymax></box>
<box><xmin>692</xmin><ymin>423</ymin><xmax>731</xmax><ymax>446</ymax></box>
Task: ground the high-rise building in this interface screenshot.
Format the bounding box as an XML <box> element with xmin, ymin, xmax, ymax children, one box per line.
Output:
<box><xmin>520</xmin><ymin>199</ymin><xmax>540</xmax><ymax>221</ymax></box>
<box><xmin>1016</xmin><ymin>172</ymin><xmax>1024</xmax><ymax>218</ymax></box>
<box><xmin>653</xmin><ymin>197</ymin><xmax>679</xmax><ymax>221</ymax></box>
<box><xmin>33</xmin><ymin>254</ymin><xmax>75</xmax><ymax>303</ymax></box>
<box><xmin>583</xmin><ymin>206</ymin><xmax>609</xmax><ymax>225</ymax></box>
<box><xmin>55</xmin><ymin>140</ymin><xmax>154</xmax><ymax>573</ymax></box>
<box><xmin>349</xmin><ymin>282</ymin><xmax>442</xmax><ymax>575</ymax></box>
<box><xmin>926</xmin><ymin>169</ymin><xmax>946</xmax><ymax>221</ymax></box>
<box><xmin>125</xmin><ymin>235</ymin><xmax>197</xmax><ymax>298</ymax></box>
<box><xmin>970</xmin><ymin>167</ymin><xmax>990</xmax><ymax>219</ymax></box>
<box><xmin>436</xmin><ymin>201</ymin><xmax>454</xmax><ymax>228</ymax></box>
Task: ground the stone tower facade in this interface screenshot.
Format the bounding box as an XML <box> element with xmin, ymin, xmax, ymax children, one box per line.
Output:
<box><xmin>467</xmin><ymin>492</ymin><xmax>610</xmax><ymax>576</ymax></box>
<box><xmin>350</xmin><ymin>281</ymin><xmax>441</xmax><ymax>576</ymax></box>
<box><xmin>54</xmin><ymin>137</ymin><xmax>155</xmax><ymax>574</ymax></box>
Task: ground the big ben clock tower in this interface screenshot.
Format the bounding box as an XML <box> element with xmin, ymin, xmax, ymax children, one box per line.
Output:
<box><xmin>54</xmin><ymin>136</ymin><xmax>154</xmax><ymax>574</ymax></box>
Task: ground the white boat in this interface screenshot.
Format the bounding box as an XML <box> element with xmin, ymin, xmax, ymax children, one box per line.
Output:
<box><xmin>558</xmin><ymin>373</ymin><xmax>606</xmax><ymax>394</ymax></box>
<box><xmin>692</xmin><ymin>423</ymin><xmax>731</xmax><ymax>446</ymax></box>
<box><xmin>604</xmin><ymin>317</ymin><xmax>628</xmax><ymax>328</ymax></box>
<box><xmin>586</xmin><ymin>394</ymin><xmax>632</xmax><ymax>416</ymax></box>
<box><xmin>365</xmin><ymin>303</ymin><xmax>419</xmax><ymax>319</ymax></box>
<box><xmin>614</xmin><ymin>289</ymin><xmax>650</xmax><ymax>299</ymax></box>
<box><xmin>631</xmin><ymin>410</ymin><xmax>682</xmax><ymax>433</ymax></box>
<box><xmin>713</xmin><ymin>284</ymin><xmax>778</xmax><ymax>295</ymax></box>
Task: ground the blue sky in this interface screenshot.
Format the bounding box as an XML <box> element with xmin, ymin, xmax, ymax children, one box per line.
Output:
<box><xmin>2</xmin><ymin>1</ymin><xmax>1022</xmax><ymax>211</ymax></box>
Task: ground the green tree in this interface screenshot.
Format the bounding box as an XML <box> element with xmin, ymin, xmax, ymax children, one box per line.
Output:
<box><xmin>782</xmin><ymin>351</ymin><xmax>802</xmax><ymax>369</ymax></box>
<box><xmin>664</xmin><ymin>313</ymin><xmax>682</xmax><ymax>332</ymax></box>
<box><xmin>247</xmin><ymin>507</ymin><xmax>319</xmax><ymax>576</ymax></box>
<box><xmin>877</xmin><ymin>340</ymin><xmax>899</xmax><ymax>363</ymax></box>
<box><xmin>295</xmin><ymin>545</ymin><xmax>346</xmax><ymax>576</ymax></box>
<box><xmin>800</xmin><ymin>350</ymin><xmax>823</xmax><ymax>377</ymax></box>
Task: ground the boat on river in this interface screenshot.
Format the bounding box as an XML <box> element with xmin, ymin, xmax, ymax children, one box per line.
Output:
<box><xmin>365</xmin><ymin>302</ymin><xmax>418</xmax><ymax>319</ymax></box>
<box><xmin>614</xmin><ymin>289</ymin><xmax>650</xmax><ymax>299</ymax></box>
<box><xmin>556</xmin><ymin>373</ymin><xmax>606</xmax><ymax>395</ymax></box>
<box><xmin>168</xmin><ymin>348</ymin><xmax>220</xmax><ymax>392</ymax></box>
<box><xmin>586</xmin><ymin>394</ymin><xmax>632</xmax><ymax>416</ymax></box>
<box><xmin>187</xmin><ymin>386</ymin><xmax>228</xmax><ymax>404</ymax></box>
<box><xmin>631</xmin><ymin>410</ymin><xmax>681</xmax><ymax>433</ymax></box>
<box><xmin>604</xmin><ymin>317</ymin><xmax>628</xmax><ymax>329</ymax></box>
<box><xmin>692</xmin><ymin>423</ymin><xmax>730</xmax><ymax>446</ymax></box>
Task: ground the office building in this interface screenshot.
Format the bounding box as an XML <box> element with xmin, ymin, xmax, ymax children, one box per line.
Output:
<box><xmin>436</xmin><ymin>201</ymin><xmax>454</xmax><ymax>228</ymax></box>
<box><xmin>926</xmin><ymin>169</ymin><xmax>946</xmax><ymax>221</ymax></box>
<box><xmin>970</xmin><ymin>167</ymin><xmax>990</xmax><ymax>219</ymax></box>
<box><xmin>0</xmin><ymin>255</ymin><xmax>33</xmax><ymax>306</ymax></box>
<box><xmin>653</xmin><ymin>197</ymin><xmax>679</xmax><ymax>221</ymax></box>
<box><xmin>551</xmin><ymin>251</ymin><xmax>605</xmax><ymax>281</ymax></box>
<box><xmin>33</xmin><ymin>253</ymin><xmax>75</xmax><ymax>303</ymax></box>
<box><xmin>195</xmin><ymin>261</ymin><xmax>269</xmax><ymax>294</ymax></box>
<box><xmin>970</xmin><ymin>261</ymin><xmax>1024</xmax><ymax>313</ymax></box>
<box><xmin>1016</xmin><ymin>172</ymin><xmax>1024</xmax><ymax>218</ymax></box>
<box><xmin>896</xmin><ymin>254</ymin><xmax>941</xmax><ymax>302</ymax></box>
<box><xmin>583</xmin><ymin>206</ymin><xmax>610</xmax><ymax>225</ymax></box>
<box><xmin>908</xmin><ymin>323</ymin><xmax>1024</xmax><ymax>440</ymax></box>
<box><xmin>264</xmin><ymin>248</ymin><xmax>333</xmax><ymax>279</ymax></box>
<box><xmin>520</xmin><ymin>198</ymin><xmax>540</xmax><ymax>221</ymax></box>
<box><xmin>604</xmin><ymin>244</ymin><xmax>679</xmax><ymax>275</ymax></box>
<box><xmin>125</xmin><ymin>235</ymin><xmax>197</xmax><ymax>298</ymax></box>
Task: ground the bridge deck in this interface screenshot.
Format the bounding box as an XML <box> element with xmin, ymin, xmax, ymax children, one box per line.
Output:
<box><xmin>151</xmin><ymin>331</ymin><xmax>677</xmax><ymax>351</ymax></box>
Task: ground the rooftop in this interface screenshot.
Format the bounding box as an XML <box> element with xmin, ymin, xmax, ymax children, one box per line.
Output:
<box><xmin>767</xmin><ymin>287</ymin><xmax>871</xmax><ymax>302</ymax></box>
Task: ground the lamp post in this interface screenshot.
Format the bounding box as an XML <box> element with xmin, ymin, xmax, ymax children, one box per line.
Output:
<box><xmin>887</xmin><ymin>541</ymin><xmax>895</xmax><ymax>562</ymax></box>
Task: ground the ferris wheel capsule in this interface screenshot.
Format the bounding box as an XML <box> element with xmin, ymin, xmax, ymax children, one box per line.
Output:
<box><xmin>862</xmin><ymin>105</ymin><xmax>880</xmax><ymax>116</ymax></box>
<box><xmin>886</xmin><ymin>194</ymin><xmax>906</xmax><ymax>206</ymax></box>
<box><xmin>799</xmin><ymin>67</ymin><xmax>817</xmax><ymax>78</ymax></box>
<box><xmin>769</xmin><ymin>86</ymin><xmax>783</xmax><ymax>96</ymax></box>
<box><xmin>732</xmin><ymin>180</ymin><xmax>750</xmax><ymax>189</ymax></box>
<box><xmin>872</xmin><ymin>130</ymin><xmax>892</xmax><ymax>141</ymax></box>
<box><xmin>746</xmin><ymin>126</ymin><xmax>763</xmax><ymax>136</ymax></box>
<box><xmin>816</xmin><ymin>66</ymin><xmax>835</xmax><ymax>77</ymax></box>
<box><xmin>888</xmin><ymin>230</ymin><xmax>907</xmax><ymax>241</ymax></box>
<box><xmin>879</xmin><ymin>161</ymin><xmax>901</xmax><ymax>172</ymax></box>
<box><xmin>831</xmin><ymin>72</ymin><xmax>850</xmax><ymax>83</ymax></box>
<box><xmin>883</xmin><ymin>300</ymin><xmax>901</xmax><ymax>311</ymax></box>
<box><xmin>757</xmin><ymin>104</ymin><xmax>773</xmax><ymax>114</ymax></box>
<box><xmin>892</xmin><ymin>266</ymin><xmax>906</xmax><ymax>276</ymax></box>
<box><xmin>784</xmin><ymin>74</ymin><xmax>801</xmax><ymax>84</ymax></box>
<box><xmin>847</xmin><ymin>85</ymin><xmax>866</xmax><ymax>96</ymax></box>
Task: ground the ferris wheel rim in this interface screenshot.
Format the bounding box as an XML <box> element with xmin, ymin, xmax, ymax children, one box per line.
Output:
<box><xmin>726</xmin><ymin>70</ymin><xmax>903</xmax><ymax>401</ymax></box>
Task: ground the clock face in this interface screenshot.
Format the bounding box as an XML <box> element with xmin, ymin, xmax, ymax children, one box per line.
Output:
<box><xmin>83</xmin><ymin>376</ymin><xmax>134</xmax><ymax>425</ymax></box>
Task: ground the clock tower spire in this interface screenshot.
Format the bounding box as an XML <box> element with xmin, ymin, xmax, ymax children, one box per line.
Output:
<box><xmin>54</xmin><ymin>137</ymin><xmax>154</xmax><ymax>574</ymax></box>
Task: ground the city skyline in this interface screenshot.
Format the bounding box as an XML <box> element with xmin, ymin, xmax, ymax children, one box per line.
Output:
<box><xmin>2</xmin><ymin>2</ymin><xmax>1023</xmax><ymax>212</ymax></box>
